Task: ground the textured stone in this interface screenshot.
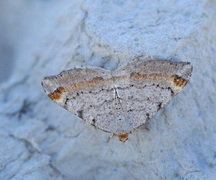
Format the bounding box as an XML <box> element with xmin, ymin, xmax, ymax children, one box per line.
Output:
<box><xmin>0</xmin><ymin>0</ymin><xmax>216</xmax><ymax>179</ymax></box>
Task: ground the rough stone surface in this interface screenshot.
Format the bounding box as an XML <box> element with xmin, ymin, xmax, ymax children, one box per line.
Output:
<box><xmin>0</xmin><ymin>0</ymin><xmax>216</xmax><ymax>179</ymax></box>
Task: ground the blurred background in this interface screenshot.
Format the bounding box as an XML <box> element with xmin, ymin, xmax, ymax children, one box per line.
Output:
<box><xmin>0</xmin><ymin>1</ymin><xmax>17</xmax><ymax>83</ymax></box>
<box><xmin>0</xmin><ymin>0</ymin><xmax>52</xmax><ymax>83</ymax></box>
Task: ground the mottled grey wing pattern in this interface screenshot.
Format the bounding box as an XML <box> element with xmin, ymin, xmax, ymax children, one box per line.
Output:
<box><xmin>42</xmin><ymin>60</ymin><xmax>193</xmax><ymax>136</ymax></box>
<box><xmin>112</xmin><ymin>60</ymin><xmax>192</xmax><ymax>133</ymax></box>
<box><xmin>42</xmin><ymin>67</ymin><xmax>120</xmax><ymax>133</ymax></box>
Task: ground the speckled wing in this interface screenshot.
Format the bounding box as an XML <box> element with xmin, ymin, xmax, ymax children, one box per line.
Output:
<box><xmin>42</xmin><ymin>59</ymin><xmax>193</xmax><ymax>136</ymax></box>
<box><xmin>42</xmin><ymin>67</ymin><xmax>120</xmax><ymax>133</ymax></box>
<box><xmin>112</xmin><ymin>60</ymin><xmax>193</xmax><ymax>133</ymax></box>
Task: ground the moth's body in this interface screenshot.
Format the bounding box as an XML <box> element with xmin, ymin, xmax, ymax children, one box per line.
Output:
<box><xmin>42</xmin><ymin>59</ymin><xmax>193</xmax><ymax>142</ymax></box>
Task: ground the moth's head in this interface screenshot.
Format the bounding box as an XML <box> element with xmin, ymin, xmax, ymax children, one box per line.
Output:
<box><xmin>118</xmin><ymin>133</ymin><xmax>129</xmax><ymax>142</ymax></box>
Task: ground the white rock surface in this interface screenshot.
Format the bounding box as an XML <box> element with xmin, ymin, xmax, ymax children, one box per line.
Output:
<box><xmin>0</xmin><ymin>0</ymin><xmax>216</xmax><ymax>179</ymax></box>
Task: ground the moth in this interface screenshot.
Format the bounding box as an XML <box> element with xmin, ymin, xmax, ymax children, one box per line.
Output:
<box><xmin>42</xmin><ymin>59</ymin><xmax>193</xmax><ymax>142</ymax></box>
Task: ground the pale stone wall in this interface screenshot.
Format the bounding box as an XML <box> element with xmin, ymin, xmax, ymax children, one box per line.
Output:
<box><xmin>0</xmin><ymin>0</ymin><xmax>216</xmax><ymax>179</ymax></box>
